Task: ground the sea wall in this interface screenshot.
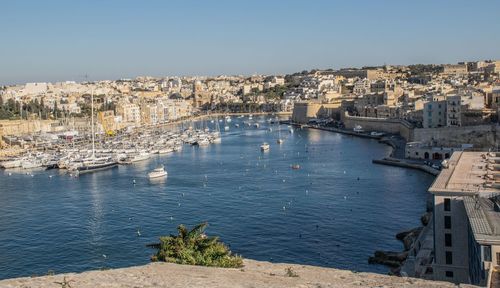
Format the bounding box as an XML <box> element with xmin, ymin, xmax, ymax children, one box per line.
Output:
<box><xmin>0</xmin><ymin>259</ymin><xmax>472</xmax><ymax>288</ymax></box>
<box><xmin>341</xmin><ymin>114</ymin><xmax>414</xmax><ymax>141</ymax></box>
<box><xmin>413</xmin><ymin>125</ymin><xmax>499</xmax><ymax>149</ymax></box>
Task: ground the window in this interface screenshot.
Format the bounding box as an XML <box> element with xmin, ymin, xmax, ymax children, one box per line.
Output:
<box><xmin>497</xmin><ymin>253</ymin><xmax>500</xmax><ymax>265</ymax></box>
<box><xmin>446</xmin><ymin>251</ymin><xmax>453</xmax><ymax>265</ymax></box>
<box><xmin>444</xmin><ymin>216</ymin><xmax>451</xmax><ymax>229</ymax></box>
<box><xmin>444</xmin><ymin>198</ymin><xmax>451</xmax><ymax>211</ymax></box>
<box><xmin>484</xmin><ymin>246</ymin><xmax>491</xmax><ymax>262</ymax></box>
<box><xmin>445</xmin><ymin>271</ymin><xmax>454</xmax><ymax>278</ymax></box>
<box><xmin>445</xmin><ymin>233</ymin><xmax>452</xmax><ymax>247</ymax></box>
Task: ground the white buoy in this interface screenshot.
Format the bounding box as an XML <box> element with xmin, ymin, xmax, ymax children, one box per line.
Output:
<box><xmin>8</xmin><ymin>173</ymin><xmax>12</xmax><ymax>176</ymax></box>
<box><xmin>137</xmin><ymin>230</ymin><xmax>141</xmax><ymax>236</ymax></box>
<box><xmin>344</xmin><ymin>196</ymin><xmax>347</xmax><ymax>200</ymax></box>
<box><xmin>170</xmin><ymin>216</ymin><xmax>174</xmax><ymax>221</ymax></box>
<box><xmin>102</xmin><ymin>254</ymin><xmax>107</xmax><ymax>258</ymax></box>
<box><xmin>133</xmin><ymin>179</ymin><xmax>136</xmax><ymax>185</ymax></box>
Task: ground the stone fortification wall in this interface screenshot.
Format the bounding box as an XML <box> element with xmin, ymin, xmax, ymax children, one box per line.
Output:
<box><xmin>342</xmin><ymin>114</ymin><xmax>414</xmax><ymax>140</ymax></box>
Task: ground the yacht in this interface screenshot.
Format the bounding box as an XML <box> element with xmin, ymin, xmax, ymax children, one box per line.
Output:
<box><xmin>148</xmin><ymin>165</ymin><xmax>167</xmax><ymax>179</ymax></box>
<box><xmin>0</xmin><ymin>158</ymin><xmax>22</xmax><ymax>169</ymax></box>
<box><xmin>260</xmin><ymin>142</ymin><xmax>270</xmax><ymax>151</ymax></box>
<box><xmin>76</xmin><ymin>157</ymin><xmax>118</xmax><ymax>174</ymax></box>
<box><xmin>197</xmin><ymin>138</ymin><xmax>210</xmax><ymax>146</ymax></box>
<box><xmin>123</xmin><ymin>151</ymin><xmax>151</xmax><ymax>163</ymax></box>
<box><xmin>21</xmin><ymin>158</ymin><xmax>43</xmax><ymax>169</ymax></box>
<box><xmin>75</xmin><ymin>89</ymin><xmax>118</xmax><ymax>174</ymax></box>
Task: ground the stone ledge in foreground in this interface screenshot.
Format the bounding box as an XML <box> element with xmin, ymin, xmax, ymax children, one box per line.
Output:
<box><xmin>0</xmin><ymin>259</ymin><xmax>477</xmax><ymax>288</ymax></box>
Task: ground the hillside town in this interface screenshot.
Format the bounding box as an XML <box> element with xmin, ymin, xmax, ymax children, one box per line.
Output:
<box><xmin>1</xmin><ymin>60</ymin><xmax>499</xmax><ymax>149</ymax></box>
<box><xmin>1</xmin><ymin>60</ymin><xmax>500</xmax><ymax>287</ymax></box>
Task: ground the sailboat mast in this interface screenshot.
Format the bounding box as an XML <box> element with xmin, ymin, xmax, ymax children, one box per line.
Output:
<box><xmin>91</xmin><ymin>88</ymin><xmax>95</xmax><ymax>159</ymax></box>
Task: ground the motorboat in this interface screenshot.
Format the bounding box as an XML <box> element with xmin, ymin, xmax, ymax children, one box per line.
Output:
<box><xmin>148</xmin><ymin>165</ymin><xmax>167</xmax><ymax>179</ymax></box>
<box><xmin>260</xmin><ymin>142</ymin><xmax>270</xmax><ymax>151</ymax></box>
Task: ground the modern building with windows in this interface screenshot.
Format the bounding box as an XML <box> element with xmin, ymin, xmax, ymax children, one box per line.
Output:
<box><xmin>429</xmin><ymin>151</ymin><xmax>500</xmax><ymax>286</ymax></box>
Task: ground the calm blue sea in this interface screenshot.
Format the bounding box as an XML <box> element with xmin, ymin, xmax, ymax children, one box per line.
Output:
<box><xmin>0</xmin><ymin>115</ymin><xmax>434</xmax><ymax>279</ymax></box>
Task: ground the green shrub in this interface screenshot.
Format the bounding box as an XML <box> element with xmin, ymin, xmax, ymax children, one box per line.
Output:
<box><xmin>148</xmin><ymin>222</ymin><xmax>243</xmax><ymax>268</ymax></box>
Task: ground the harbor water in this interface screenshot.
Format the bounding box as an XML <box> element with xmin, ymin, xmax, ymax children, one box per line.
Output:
<box><xmin>0</xmin><ymin>115</ymin><xmax>434</xmax><ymax>279</ymax></box>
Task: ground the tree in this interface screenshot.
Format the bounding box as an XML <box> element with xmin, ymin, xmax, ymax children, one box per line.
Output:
<box><xmin>147</xmin><ymin>222</ymin><xmax>243</xmax><ymax>268</ymax></box>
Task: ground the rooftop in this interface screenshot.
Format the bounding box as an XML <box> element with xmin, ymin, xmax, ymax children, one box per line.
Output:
<box><xmin>464</xmin><ymin>196</ymin><xmax>500</xmax><ymax>244</ymax></box>
<box><xmin>428</xmin><ymin>151</ymin><xmax>500</xmax><ymax>196</ymax></box>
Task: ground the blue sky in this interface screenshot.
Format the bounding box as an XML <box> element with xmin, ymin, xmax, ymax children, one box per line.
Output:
<box><xmin>1</xmin><ymin>0</ymin><xmax>499</xmax><ymax>84</ymax></box>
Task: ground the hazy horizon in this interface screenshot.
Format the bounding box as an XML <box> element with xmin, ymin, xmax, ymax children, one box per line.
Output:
<box><xmin>1</xmin><ymin>0</ymin><xmax>499</xmax><ymax>85</ymax></box>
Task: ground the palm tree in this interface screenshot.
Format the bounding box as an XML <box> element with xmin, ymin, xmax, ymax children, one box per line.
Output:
<box><xmin>147</xmin><ymin>222</ymin><xmax>243</xmax><ymax>268</ymax></box>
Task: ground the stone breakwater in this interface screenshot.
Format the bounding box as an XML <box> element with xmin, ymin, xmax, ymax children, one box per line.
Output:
<box><xmin>0</xmin><ymin>259</ymin><xmax>476</xmax><ymax>288</ymax></box>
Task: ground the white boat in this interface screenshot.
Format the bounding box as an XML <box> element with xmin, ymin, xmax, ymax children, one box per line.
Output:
<box><xmin>260</xmin><ymin>142</ymin><xmax>270</xmax><ymax>151</ymax></box>
<box><xmin>148</xmin><ymin>165</ymin><xmax>167</xmax><ymax>179</ymax></box>
<box><xmin>254</xmin><ymin>123</ymin><xmax>260</xmax><ymax>128</ymax></box>
<box><xmin>0</xmin><ymin>158</ymin><xmax>22</xmax><ymax>169</ymax></box>
<box><xmin>234</xmin><ymin>124</ymin><xmax>240</xmax><ymax>128</ymax></box>
<box><xmin>277</xmin><ymin>138</ymin><xmax>283</xmax><ymax>144</ymax></box>
<box><xmin>370</xmin><ymin>131</ymin><xmax>384</xmax><ymax>137</ymax></box>
<box><xmin>120</xmin><ymin>152</ymin><xmax>151</xmax><ymax>164</ymax></box>
<box><xmin>224</xmin><ymin>126</ymin><xmax>229</xmax><ymax>131</ymax></box>
<box><xmin>197</xmin><ymin>138</ymin><xmax>210</xmax><ymax>146</ymax></box>
<box><xmin>21</xmin><ymin>158</ymin><xmax>43</xmax><ymax>169</ymax></box>
<box><xmin>353</xmin><ymin>125</ymin><xmax>364</xmax><ymax>133</ymax></box>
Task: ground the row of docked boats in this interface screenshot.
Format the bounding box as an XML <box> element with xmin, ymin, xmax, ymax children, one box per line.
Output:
<box><xmin>0</xmin><ymin>127</ymin><xmax>221</xmax><ymax>174</ymax></box>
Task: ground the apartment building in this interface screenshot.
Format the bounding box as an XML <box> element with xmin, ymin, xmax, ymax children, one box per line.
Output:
<box><xmin>446</xmin><ymin>95</ymin><xmax>461</xmax><ymax>126</ymax></box>
<box><xmin>429</xmin><ymin>152</ymin><xmax>500</xmax><ymax>286</ymax></box>
<box><xmin>423</xmin><ymin>97</ymin><xmax>447</xmax><ymax>128</ymax></box>
<box><xmin>116</xmin><ymin>103</ymin><xmax>140</xmax><ymax>125</ymax></box>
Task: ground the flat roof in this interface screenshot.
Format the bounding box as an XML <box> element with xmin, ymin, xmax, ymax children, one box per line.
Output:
<box><xmin>464</xmin><ymin>196</ymin><xmax>500</xmax><ymax>244</ymax></box>
<box><xmin>429</xmin><ymin>151</ymin><xmax>500</xmax><ymax>196</ymax></box>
